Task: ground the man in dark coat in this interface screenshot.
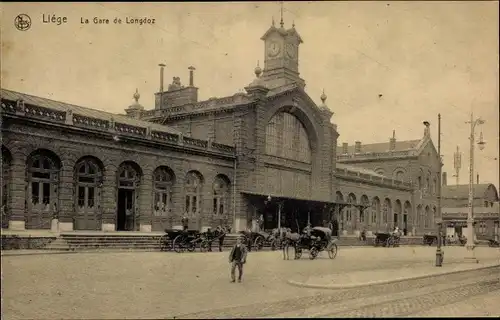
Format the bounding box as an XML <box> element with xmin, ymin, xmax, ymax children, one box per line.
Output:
<box><xmin>228</xmin><ymin>236</ymin><xmax>248</xmax><ymax>283</ymax></box>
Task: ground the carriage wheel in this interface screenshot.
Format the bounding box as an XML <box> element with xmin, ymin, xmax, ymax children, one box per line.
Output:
<box><xmin>159</xmin><ymin>235</ymin><xmax>169</xmax><ymax>251</ymax></box>
<box><xmin>309</xmin><ymin>247</ymin><xmax>319</xmax><ymax>260</ymax></box>
<box><xmin>254</xmin><ymin>237</ymin><xmax>264</xmax><ymax>251</ymax></box>
<box><xmin>387</xmin><ymin>237</ymin><xmax>394</xmax><ymax>248</ymax></box>
<box><xmin>173</xmin><ymin>235</ymin><xmax>184</xmax><ymax>253</ymax></box>
<box><xmin>270</xmin><ymin>239</ymin><xmax>277</xmax><ymax>251</ymax></box>
<box><xmin>328</xmin><ymin>243</ymin><xmax>338</xmax><ymax>259</ymax></box>
<box><xmin>200</xmin><ymin>240</ymin><xmax>210</xmax><ymax>252</ymax></box>
<box><xmin>294</xmin><ymin>247</ymin><xmax>302</xmax><ymax>260</ymax></box>
<box><xmin>187</xmin><ymin>241</ymin><xmax>196</xmax><ymax>252</ymax></box>
<box><xmin>374</xmin><ymin>239</ymin><xmax>379</xmax><ymax>247</ymax></box>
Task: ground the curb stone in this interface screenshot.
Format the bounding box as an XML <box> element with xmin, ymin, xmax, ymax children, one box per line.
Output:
<box><xmin>287</xmin><ymin>263</ymin><xmax>500</xmax><ymax>290</ymax></box>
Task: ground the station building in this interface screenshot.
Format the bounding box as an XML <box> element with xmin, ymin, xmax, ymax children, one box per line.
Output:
<box><xmin>1</xmin><ymin>20</ymin><xmax>498</xmax><ymax>239</ymax></box>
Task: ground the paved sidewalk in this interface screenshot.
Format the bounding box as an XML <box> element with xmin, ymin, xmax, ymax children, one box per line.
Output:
<box><xmin>288</xmin><ymin>260</ymin><xmax>500</xmax><ymax>289</ymax></box>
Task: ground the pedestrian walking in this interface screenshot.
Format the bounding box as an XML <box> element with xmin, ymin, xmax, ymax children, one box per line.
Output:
<box><xmin>228</xmin><ymin>236</ymin><xmax>248</xmax><ymax>283</ymax></box>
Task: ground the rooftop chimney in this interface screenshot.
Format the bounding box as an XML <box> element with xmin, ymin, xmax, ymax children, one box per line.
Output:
<box><xmin>423</xmin><ymin>121</ymin><xmax>431</xmax><ymax>137</ymax></box>
<box><xmin>342</xmin><ymin>142</ymin><xmax>348</xmax><ymax>154</ymax></box>
<box><xmin>442</xmin><ymin>172</ymin><xmax>447</xmax><ymax>186</ymax></box>
<box><xmin>389</xmin><ymin>130</ymin><xmax>396</xmax><ymax>151</ymax></box>
<box><xmin>188</xmin><ymin>66</ymin><xmax>196</xmax><ymax>87</ymax></box>
<box><xmin>159</xmin><ymin>64</ymin><xmax>166</xmax><ymax>93</ymax></box>
<box><xmin>477</xmin><ymin>173</ymin><xmax>479</xmax><ymax>185</ymax></box>
<box><xmin>354</xmin><ymin>141</ymin><xmax>362</xmax><ymax>153</ymax></box>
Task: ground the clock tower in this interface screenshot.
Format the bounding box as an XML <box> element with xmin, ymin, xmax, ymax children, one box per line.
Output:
<box><xmin>259</xmin><ymin>18</ymin><xmax>305</xmax><ymax>89</ymax></box>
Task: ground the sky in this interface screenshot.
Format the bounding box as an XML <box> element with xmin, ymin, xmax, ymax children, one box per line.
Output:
<box><xmin>2</xmin><ymin>1</ymin><xmax>499</xmax><ymax>189</ymax></box>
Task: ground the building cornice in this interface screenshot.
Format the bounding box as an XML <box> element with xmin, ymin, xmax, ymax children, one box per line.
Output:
<box><xmin>1</xmin><ymin>108</ymin><xmax>236</xmax><ymax>161</ymax></box>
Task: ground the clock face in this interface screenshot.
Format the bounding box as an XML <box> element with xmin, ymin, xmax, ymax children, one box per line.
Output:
<box><xmin>286</xmin><ymin>43</ymin><xmax>297</xmax><ymax>59</ymax></box>
<box><xmin>267</xmin><ymin>41</ymin><xmax>281</xmax><ymax>57</ymax></box>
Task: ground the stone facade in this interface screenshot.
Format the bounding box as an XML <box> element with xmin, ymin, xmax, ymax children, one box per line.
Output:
<box><xmin>1</xmin><ymin>20</ymin><xmax>498</xmax><ymax>238</ymax></box>
<box><xmin>1</xmin><ymin>94</ymin><xmax>235</xmax><ymax>232</ymax></box>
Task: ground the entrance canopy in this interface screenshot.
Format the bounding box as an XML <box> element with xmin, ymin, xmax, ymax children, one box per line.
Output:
<box><xmin>242</xmin><ymin>190</ymin><xmax>344</xmax><ymax>232</ymax></box>
<box><xmin>241</xmin><ymin>190</ymin><xmax>338</xmax><ymax>206</ymax></box>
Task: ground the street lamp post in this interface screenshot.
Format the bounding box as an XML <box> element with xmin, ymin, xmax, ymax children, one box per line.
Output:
<box><xmin>423</xmin><ymin>117</ymin><xmax>444</xmax><ymax>267</ymax></box>
<box><xmin>465</xmin><ymin>112</ymin><xmax>486</xmax><ymax>263</ymax></box>
<box><xmin>266</xmin><ymin>195</ymin><xmax>284</xmax><ymax>237</ymax></box>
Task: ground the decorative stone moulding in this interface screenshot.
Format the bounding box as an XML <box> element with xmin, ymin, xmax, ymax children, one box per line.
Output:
<box><xmin>1</xmin><ymin>99</ymin><xmax>236</xmax><ymax>157</ymax></box>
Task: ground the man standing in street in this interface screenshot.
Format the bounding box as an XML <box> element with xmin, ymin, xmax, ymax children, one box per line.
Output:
<box><xmin>228</xmin><ymin>236</ymin><xmax>248</xmax><ymax>283</ymax></box>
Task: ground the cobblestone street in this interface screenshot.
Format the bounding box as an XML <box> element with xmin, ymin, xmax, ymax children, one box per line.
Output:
<box><xmin>2</xmin><ymin>247</ymin><xmax>499</xmax><ymax>319</ymax></box>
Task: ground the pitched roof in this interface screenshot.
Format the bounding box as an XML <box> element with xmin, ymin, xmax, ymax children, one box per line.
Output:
<box><xmin>337</xmin><ymin>140</ymin><xmax>421</xmax><ymax>155</ymax></box>
<box><xmin>336</xmin><ymin>163</ymin><xmax>387</xmax><ymax>178</ymax></box>
<box><xmin>442</xmin><ymin>183</ymin><xmax>499</xmax><ymax>200</ymax></box>
<box><xmin>1</xmin><ymin>88</ymin><xmax>181</xmax><ymax>135</ymax></box>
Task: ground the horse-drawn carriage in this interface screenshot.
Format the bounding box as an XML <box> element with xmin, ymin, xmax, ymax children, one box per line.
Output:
<box><xmin>374</xmin><ymin>232</ymin><xmax>400</xmax><ymax>247</ymax></box>
<box><xmin>488</xmin><ymin>239</ymin><xmax>499</xmax><ymax>247</ymax></box>
<box><xmin>159</xmin><ymin>229</ymin><xmax>202</xmax><ymax>253</ymax></box>
<box><xmin>422</xmin><ymin>234</ymin><xmax>437</xmax><ymax>246</ymax></box>
<box><xmin>284</xmin><ymin>226</ymin><xmax>338</xmax><ymax>260</ymax></box>
<box><xmin>238</xmin><ymin>230</ymin><xmax>278</xmax><ymax>251</ymax></box>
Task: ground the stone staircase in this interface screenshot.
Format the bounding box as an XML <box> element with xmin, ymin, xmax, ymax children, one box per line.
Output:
<box><xmin>43</xmin><ymin>233</ymin><xmax>163</xmax><ymax>251</ymax></box>
<box><xmin>38</xmin><ymin>233</ymin><xmax>486</xmax><ymax>252</ymax></box>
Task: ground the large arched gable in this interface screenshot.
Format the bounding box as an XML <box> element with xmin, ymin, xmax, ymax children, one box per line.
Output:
<box><xmin>262</xmin><ymin>94</ymin><xmax>322</xmax><ymax>153</ymax></box>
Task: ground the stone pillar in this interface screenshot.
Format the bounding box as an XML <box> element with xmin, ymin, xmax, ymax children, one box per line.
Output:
<box><xmin>8</xmin><ymin>155</ymin><xmax>27</xmax><ymax>230</ymax></box>
<box><xmin>58</xmin><ymin>161</ymin><xmax>75</xmax><ymax>232</ymax></box>
<box><xmin>101</xmin><ymin>164</ymin><xmax>117</xmax><ymax>231</ymax></box>
<box><xmin>138</xmin><ymin>167</ymin><xmax>153</xmax><ymax>232</ymax></box>
<box><xmin>495</xmin><ymin>221</ymin><xmax>499</xmax><ymax>242</ymax></box>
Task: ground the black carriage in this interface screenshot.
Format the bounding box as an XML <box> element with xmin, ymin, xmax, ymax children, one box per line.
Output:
<box><xmin>488</xmin><ymin>239</ymin><xmax>499</xmax><ymax>247</ymax></box>
<box><xmin>374</xmin><ymin>232</ymin><xmax>400</xmax><ymax>247</ymax></box>
<box><xmin>423</xmin><ymin>234</ymin><xmax>438</xmax><ymax>246</ymax></box>
<box><xmin>252</xmin><ymin>231</ymin><xmax>279</xmax><ymax>251</ymax></box>
<box><xmin>159</xmin><ymin>229</ymin><xmax>201</xmax><ymax>253</ymax></box>
<box><xmin>294</xmin><ymin>227</ymin><xmax>338</xmax><ymax>260</ymax></box>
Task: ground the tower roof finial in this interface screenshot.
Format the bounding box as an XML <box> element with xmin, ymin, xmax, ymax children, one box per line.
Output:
<box><xmin>392</xmin><ymin>130</ymin><xmax>396</xmax><ymax>139</ymax></box>
<box><xmin>133</xmin><ymin>88</ymin><xmax>140</xmax><ymax>103</ymax></box>
<box><xmin>272</xmin><ymin>16</ymin><xmax>275</xmax><ymax>27</ymax></box>
<box><xmin>254</xmin><ymin>60</ymin><xmax>262</xmax><ymax>78</ymax></box>
<box><xmin>320</xmin><ymin>89</ymin><xmax>327</xmax><ymax>105</ymax></box>
<box><xmin>280</xmin><ymin>1</ymin><xmax>284</xmax><ymax>28</ymax></box>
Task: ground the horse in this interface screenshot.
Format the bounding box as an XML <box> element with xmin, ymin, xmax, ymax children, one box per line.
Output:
<box><xmin>280</xmin><ymin>229</ymin><xmax>302</xmax><ymax>260</ymax></box>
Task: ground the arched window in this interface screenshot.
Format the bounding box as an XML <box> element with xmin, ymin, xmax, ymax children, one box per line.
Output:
<box><xmin>153</xmin><ymin>167</ymin><xmax>174</xmax><ymax>217</ymax></box>
<box><xmin>417</xmin><ymin>176</ymin><xmax>422</xmax><ymax>190</ymax></box>
<box><xmin>433</xmin><ymin>177</ymin><xmax>437</xmax><ymax>195</ymax></box>
<box><xmin>75</xmin><ymin>158</ymin><xmax>102</xmax><ymax>213</ymax></box>
<box><xmin>185</xmin><ymin>171</ymin><xmax>202</xmax><ymax>217</ymax></box>
<box><xmin>426</xmin><ymin>175</ymin><xmax>430</xmax><ymax>194</ymax></box>
<box><xmin>213</xmin><ymin>175</ymin><xmax>230</xmax><ymax>216</ymax></box>
<box><xmin>479</xmin><ymin>222</ymin><xmax>487</xmax><ymax>235</ymax></box>
<box><xmin>395</xmin><ymin>171</ymin><xmax>405</xmax><ymax>181</ymax></box>
<box><xmin>265</xmin><ymin>112</ymin><xmax>311</xmax><ymax>163</ymax></box>
<box><xmin>27</xmin><ymin>152</ymin><xmax>60</xmax><ymax>215</ymax></box>
<box><xmin>118</xmin><ymin>164</ymin><xmax>140</xmax><ymax>188</ymax></box>
<box><xmin>371</xmin><ymin>197</ymin><xmax>380</xmax><ymax>225</ymax></box>
<box><xmin>424</xmin><ymin>206</ymin><xmax>430</xmax><ymax>228</ymax></box>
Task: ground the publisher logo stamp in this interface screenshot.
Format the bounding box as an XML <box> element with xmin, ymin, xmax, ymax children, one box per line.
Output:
<box><xmin>15</xmin><ymin>14</ymin><xmax>31</xmax><ymax>31</ymax></box>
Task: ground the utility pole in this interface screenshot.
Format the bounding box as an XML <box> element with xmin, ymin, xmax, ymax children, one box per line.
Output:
<box><xmin>436</xmin><ymin>113</ymin><xmax>443</xmax><ymax>266</ymax></box>
<box><xmin>465</xmin><ymin>112</ymin><xmax>486</xmax><ymax>263</ymax></box>
<box><xmin>453</xmin><ymin>146</ymin><xmax>462</xmax><ymax>186</ymax></box>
